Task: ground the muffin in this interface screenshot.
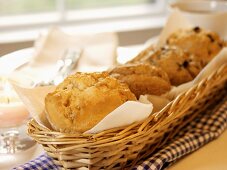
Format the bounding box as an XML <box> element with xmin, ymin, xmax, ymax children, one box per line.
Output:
<box><xmin>166</xmin><ymin>26</ymin><xmax>225</xmax><ymax>66</ymax></box>
<box><xmin>109</xmin><ymin>63</ymin><xmax>171</xmax><ymax>98</ymax></box>
<box><xmin>128</xmin><ymin>46</ymin><xmax>203</xmax><ymax>86</ymax></box>
<box><xmin>45</xmin><ymin>72</ymin><xmax>136</xmax><ymax>133</ymax></box>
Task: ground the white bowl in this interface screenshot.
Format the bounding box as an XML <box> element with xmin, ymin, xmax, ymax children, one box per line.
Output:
<box><xmin>170</xmin><ymin>0</ymin><xmax>227</xmax><ymax>39</ymax></box>
<box><xmin>171</xmin><ymin>0</ymin><xmax>227</xmax><ymax>14</ymax></box>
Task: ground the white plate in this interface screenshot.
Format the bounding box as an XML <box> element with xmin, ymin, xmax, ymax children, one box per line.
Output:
<box><xmin>0</xmin><ymin>48</ymin><xmax>33</xmax><ymax>76</ymax></box>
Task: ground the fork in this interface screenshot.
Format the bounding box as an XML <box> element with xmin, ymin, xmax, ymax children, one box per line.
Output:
<box><xmin>34</xmin><ymin>48</ymin><xmax>82</xmax><ymax>87</ymax></box>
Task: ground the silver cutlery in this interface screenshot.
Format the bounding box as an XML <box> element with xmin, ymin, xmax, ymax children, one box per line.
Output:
<box><xmin>33</xmin><ymin>48</ymin><xmax>82</xmax><ymax>87</ymax></box>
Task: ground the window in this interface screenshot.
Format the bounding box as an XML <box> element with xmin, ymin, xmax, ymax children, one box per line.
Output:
<box><xmin>0</xmin><ymin>0</ymin><xmax>167</xmax><ymax>44</ymax></box>
<box><xmin>0</xmin><ymin>0</ymin><xmax>166</xmax><ymax>28</ymax></box>
<box><xmin>0</xmin><ymin>0</ymin><xmax>158</xmax><ymax>16</ymax></box>
<box><xmin>65</xmin><ymin>0</ymin><xmax>155</xmax><ymax>10</ymax></box>
<box><xmin>0</xmin><ymin>0</ymin><xmax>56</xmax><ymax>15</ymax></box>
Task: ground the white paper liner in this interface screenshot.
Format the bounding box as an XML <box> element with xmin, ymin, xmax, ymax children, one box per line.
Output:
<box><xmin>84</xmin><ymin>96</ymin><xmax>153</xmax><ymax>134</ymax></box>
<box><xmin>9</xmin><ymin>72</ymin><xmax>55</xmax><ymax>129</ymax></box>
<box><xmin>157</xmin><ymin>9</ymin><xmax>192</xmax><ymax>47</ymax></box>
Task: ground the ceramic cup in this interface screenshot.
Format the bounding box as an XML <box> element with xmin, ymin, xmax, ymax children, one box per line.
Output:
<box><xmin>170</xmin><ymin>0</ymin><xmax>227</xmax><ymax>39</ymax></box>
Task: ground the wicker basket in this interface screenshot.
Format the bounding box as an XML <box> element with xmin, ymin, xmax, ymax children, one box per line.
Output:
<box><xmin>28</xmin><ymin>64</ymin><xmax>227</xmax><ymax>170</ymax></box>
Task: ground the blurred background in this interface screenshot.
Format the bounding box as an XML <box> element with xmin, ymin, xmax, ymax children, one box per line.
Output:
<box><xmin>0</xmin><ymin>0</ymin><xmax>167</xmax><ymax>56</ymax></box>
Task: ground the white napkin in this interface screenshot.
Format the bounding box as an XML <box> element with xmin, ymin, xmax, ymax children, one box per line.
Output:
<box><xmin>146</xmin><ymin>8</ymin><xmax>224</xmax><ymax>50</ymax></box>
<box><xmin>15</xmin><ymin>27</ymin><xmax>118</xmax><ymax>86</ymax></box>
<box><xmin>157</xmin><ymin>9</ymin><xmax>192</xmax><ymax>47</ymax></box>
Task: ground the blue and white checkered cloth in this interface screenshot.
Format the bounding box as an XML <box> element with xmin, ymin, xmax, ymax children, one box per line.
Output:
<box><xmin>14</xmin><ymin>155</ymin><xmax>58</xmax><ymax>170</ymax></box>
<box><xmin>14</xmin><ymin>97</ymin><xmax>227</xmax><ymax>170</ymax></box>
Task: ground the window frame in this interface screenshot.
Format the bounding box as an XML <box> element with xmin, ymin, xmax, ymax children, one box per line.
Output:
<box><xmin>0</xmin><ymin>0</ymin><xmax>167</xmax><ymax>32</ymax></box>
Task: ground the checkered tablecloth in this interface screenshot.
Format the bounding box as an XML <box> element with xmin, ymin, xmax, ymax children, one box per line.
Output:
<box><xmin>14</xmin><ymin>97</ymin><xmax>227</xmax><ymax>170</ymax></box>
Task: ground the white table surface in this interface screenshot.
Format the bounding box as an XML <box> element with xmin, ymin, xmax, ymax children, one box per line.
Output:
<box><xmin>0</xmin><ymin>48</ymin><xmax>226</xmax><ymax>170</ymax></box>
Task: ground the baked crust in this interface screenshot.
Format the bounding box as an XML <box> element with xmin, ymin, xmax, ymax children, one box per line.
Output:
<box><xmin>109</xmin><ymin>63</ymin><xmax>171</xmax><ymax>98</ymax></box>
<box><xmin>128</xmin><ymin>46</ymin><xmax>203</xmax><ymax>86</ymax></box>
<box><xmin>166</xmin><ymin>27</ymin><xmax>224</xmax><ymax>66</ymax></box>
<box><xmin>45</xmin><ymin>72</ymin><xmax>136</xmax><ymax>133</ymax></box>
<box><xmin>146</xmin><ymin>46</ymin><xmax>203</xmax><ymax>86</ymax></box>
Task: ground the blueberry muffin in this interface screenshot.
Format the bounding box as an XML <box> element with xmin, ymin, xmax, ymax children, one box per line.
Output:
<box><xmin>148</xmin><ymin>46</ymin><xmax>203</xmax><ymax>85</ymax></box>
<box><xmin>129</xmin><ymin>46</ymin><xmax>203</xmax><ymax>86</ymax></box>
<box><xmin>166</xmin><ymin>27</ymin><xmax>225</xmax><ymax>66</ymax></box>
